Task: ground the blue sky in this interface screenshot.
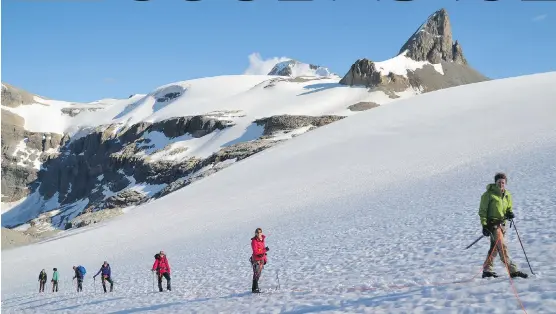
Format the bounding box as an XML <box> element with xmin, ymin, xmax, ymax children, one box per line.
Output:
<box><xmin>2</xmin><ymin>0</ymin><xmax>555</xmax><ymax>102</ymax></box>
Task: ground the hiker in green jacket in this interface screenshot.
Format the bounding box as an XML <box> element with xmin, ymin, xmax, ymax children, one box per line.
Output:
<box><xmin>51</xmin><ymin>268</ymin><xmax>59</xmax><ymax>292</ymax></box>
<box><xmin>479</xmin><ymin>172</ymin><xmax>528</xmax><ymax>279</ymax></box>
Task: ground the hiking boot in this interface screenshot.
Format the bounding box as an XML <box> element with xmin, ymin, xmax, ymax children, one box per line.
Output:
<box><xmin>482</xmin><ymin>271</ymin><xmax>499</xmax><ymax>278</ymax></box>
<box><xmin>510</xmin><ymin>271</ymin><xmax>528</xmax><ymax>278</ymax></box>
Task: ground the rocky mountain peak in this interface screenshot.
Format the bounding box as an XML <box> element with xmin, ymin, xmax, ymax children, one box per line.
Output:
<box><xmin>398</xmin><ymin>8</ymin><xmax>466</xmax><ymax>65</ymax></box>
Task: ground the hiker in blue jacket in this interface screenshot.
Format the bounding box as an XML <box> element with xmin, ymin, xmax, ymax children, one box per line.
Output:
<box><xmin>72</xmin><ymin>265</ymin><xmax>85</xmax><ymax>292</ymax></box>
<box><xmin>93</xmin><ymin>261</ymin><xmax>114</xmax><ymax>293</ymax></box>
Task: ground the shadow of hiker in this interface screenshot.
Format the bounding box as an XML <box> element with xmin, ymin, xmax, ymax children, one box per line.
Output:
<box><xmin>54</xmin><ymin>297</ymin><xmax>126</xmax><ymax>311</ymax></box>
<box><xmin>281</xmin><ymin>287</ymin><xmax>424</xmax><ymax>314</ymax></box>
<box><xmin>107</xmin><ymin>302</ymin><xmax>184</xmax><ymax>314</ymax></box>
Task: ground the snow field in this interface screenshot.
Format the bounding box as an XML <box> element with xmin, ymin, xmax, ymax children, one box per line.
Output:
<box><xmin>2</xmin><ymin>72</ymin><xmax>555</xmax><ymax>313</ymax></box>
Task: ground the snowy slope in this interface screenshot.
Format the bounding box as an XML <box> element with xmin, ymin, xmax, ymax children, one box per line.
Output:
<box><xmin>2</xmin><ymin>71</ymin><xmax>555</xmax><ymax>313</ymax></box>
<box><xmin>375</xmin><ymin>50</ymin><xmax>444</xmax><ymax>75</ymax></box>
<box><xmin>1</xmin><ymin>72</ymin><xmax>419</xmax><ymax>228</ymax></box>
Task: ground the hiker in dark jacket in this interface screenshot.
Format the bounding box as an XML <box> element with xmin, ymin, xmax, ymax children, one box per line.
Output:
<box><xmin>72</xmin><ymin>266</ymin><xmax>84</xmax><ymax>292</ymax></box>
<box><xmin>93</xmin><ymin>261</ymin><xmax>114</xmax><ymax>293</ymax></box>
<box><xmin>38</xmin><ymin>269</ymin><xmax>47</xmax><ymax>292</ymax></box>
<box><xmin>152</xmin><ymin>251</ymin><xmax>171</xmax><ymax>292</ymax></box>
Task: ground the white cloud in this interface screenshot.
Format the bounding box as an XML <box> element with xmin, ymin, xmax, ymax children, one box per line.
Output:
<box><xmin>243</xmin><ymin>53</ymin><xmax>291</xmax><ymax>75</ymax></box>
<box><xmin>532</xmin><ymin>14</ymin><xmax>547</xmax><ymax>22</ymax></box>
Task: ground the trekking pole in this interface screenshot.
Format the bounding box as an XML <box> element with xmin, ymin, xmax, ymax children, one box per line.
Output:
<box><xmin>152</xmin><ymin>271</ymin><xmax>155</xmax><ymax>292</ymax></box>
<box><xmin>511</xmin><ymin>218</ymin><xmax>535</xmax><ymax>275</ymax></box>
<box><xmin>94</xmin><ymin>278</ymin><xmax>97</xmax><ymax>293</ymax></box>
<box><xmin>465</xmin><ymin>234</ymin><xmax>484</xmax><ymax>250</ymax></box>
<box><xmin>276</xmin><ymin>269</ymin><xmax>281</xmax><ymax>290</ymax></box>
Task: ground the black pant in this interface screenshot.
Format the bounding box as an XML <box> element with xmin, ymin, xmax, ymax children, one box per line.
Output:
<box><xmin>158</xmin><ymin>272</ymin><xmax>171</xmax><ymax>292</ymax></box>
<box><xmin>76</xmin><ymin>278</ymin><xmax>83</xmax><ymax>292</ymax></box>
<box><xmin>251</xmin><ymin>260</ymin><xmax>264</xmax><ymax>292</ymax></box>
<box><xmin>252</xmin><ymin>260</ymin><xmax>264</xmax><ymax>281</ymax></box>
<box><xmin>102</xmin><ymin>276</ymin><xmax>114</xmax><ymax>292</ymax></box>
<box><xmin>39</xmin><ymin>280</ymin><xmax>46</xmax><ymax>292</ymax></box>
<box><xmin>52</xmin><ymin>280</ymin><xmax>58</xmax><ymax>292</ymax></box>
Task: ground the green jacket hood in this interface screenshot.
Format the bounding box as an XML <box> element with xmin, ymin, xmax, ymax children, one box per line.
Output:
<box><xmin>485</xmin><ymin>183</ymin><xmax>507</xmax><ymax>195</ymax></box>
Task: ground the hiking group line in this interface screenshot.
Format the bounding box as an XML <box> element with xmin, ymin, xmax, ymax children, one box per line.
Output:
<box><xmin>28</xmin><ymin>172</ymin><xmax>532</xmax><ymax>312</ymax></box>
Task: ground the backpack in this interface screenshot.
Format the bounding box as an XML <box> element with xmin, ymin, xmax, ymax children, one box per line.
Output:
<box><xmin>77</xmin><ymin>265</ymin><xmax>86</xmax><ymax>276</ymax></box>
<box><xmin>154</xmin><ymin>253</ymin><xmax>160</xmax><ymax>260</ymax></box>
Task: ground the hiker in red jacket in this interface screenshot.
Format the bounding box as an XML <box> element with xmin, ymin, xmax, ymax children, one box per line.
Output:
<box><xmin>152</xmin><ymin>251</ymin><xmax>171</xmax><ymax>292</ymax></box>
<box><xmin>250</xmin><ymin>228</ymin><xmax>269</xmax><ymax>293</ymax></box>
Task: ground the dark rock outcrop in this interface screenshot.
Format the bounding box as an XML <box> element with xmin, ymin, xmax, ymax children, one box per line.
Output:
<box><xmin>150</xmin><ymin>115</ymin><xmax>230</xmax><ymax>138</ymax></box>
<box><xmin>102</xmin><ymin>190</ymin><xmax>148</xmax><ymax>209</ymax></box>
<box><xmin>255</xmin><ymin>115</ymin><xmax>345</xmax><ymax>137</ymax></box>
<box><xmin>348</xmin><ymin>102</ymin><xmax>380</xmax><ymax>112</ymax></box>
<box><xmin>339</xmin><ymin>60</ymin><xmax>411</xmax><ymax>91</ymax></box>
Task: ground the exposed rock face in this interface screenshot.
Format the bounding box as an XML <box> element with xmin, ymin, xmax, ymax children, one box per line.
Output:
<box><xmin>399</xmin><ymin>8</ymin><xmax>466</xmax><ymax>65</ymax></box>
<box><xmin>1</xmin><ymin>83</ymin><xmax>38</xmax><ymax>108</ymax></box>
<box><xmin>149</xmin><ymin>115</ymin><xmax>230</xmax><ymax>138</ymax></box>
<box><xmin>339</xmin><ymin>60</ymin><xmax>411</xmax><ymax>92</ymax></box>
<box><xmin>406</xmin><ymin>61</ymin><xmax>488</xmax><ymax>92</ymax></box>
<box><xmin>1</xmin><ymin>109</ymin><xmax>68</xmax><ymax>202</ymax></box>
<box><xmin>348</xmin><ymin>102</ymin><xmax>380</xmax><ymax>112</ymax></box>
<box><xmin>255</xmin><ymin>115</ymin><xmax>345</xmax><ymax>137</ymax></box>
<box><xmin>36</xmin><ymin>115</ymin><xmax>231</xmax><ymax>209</ymax></box>
<box><xmin>339</xmin><ymin>8</ymin><xmax>488</xmax><ymax>91</ymax></box>
<box><xmin>102</xmin><ymin>190</ymin><xmax>147</xmax><ymax>209</ymax></box>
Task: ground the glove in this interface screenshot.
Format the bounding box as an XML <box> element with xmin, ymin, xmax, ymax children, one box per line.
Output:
<box><xmin>506</xmin><ymin>211</ymin><xmax>515</xmax><ymax>219</ymax></box>
<box><xmin>93</xmin><ymin>275</ymin><xmax>97</xmax><ymax>279</ymax></box>
<box><xmin>265</xmin><ymin>247</ymin><xmax>269</xmax><ymax>252</ymax></box>
<box><xmin>482</xmin><ymin>227</ymin><xmax>489</xmax><ymax>237</ymax></box>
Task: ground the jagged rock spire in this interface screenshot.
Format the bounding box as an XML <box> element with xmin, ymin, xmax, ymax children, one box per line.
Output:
<box><xmin>398</xmin><ymin>8</ymin><xmax>467</xmax><ymax>65</ymax></box>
